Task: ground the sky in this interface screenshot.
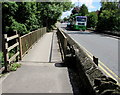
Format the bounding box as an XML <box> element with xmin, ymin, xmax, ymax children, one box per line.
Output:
<box><xmin>61</xmin><ymin>0</ymin><xmax>101</xmax><ymax>19</ymax></box>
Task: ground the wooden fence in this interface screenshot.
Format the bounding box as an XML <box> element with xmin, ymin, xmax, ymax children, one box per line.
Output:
<box><xmin>3</xmin><ymin>31</ymin><xmax>20</xmax><ymax>71</ymax></box>
<box><xmin>19</xmin><ymin>27</ymin><xmax>46</xmax><ymax>58</ymax></box>
<box><xmin>3</xmin><ymin>27</ymin><xmax>46</xmax><ymax>71</ymax></box>
<box><xmin>56</xmin><ymin>28</ymin><xmax>67</xmax><ymax>61</ymax></box>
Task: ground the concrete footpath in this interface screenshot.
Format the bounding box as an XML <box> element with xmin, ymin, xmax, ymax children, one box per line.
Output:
<box><xmin>2</xmin><ymin>30</ymin><xmax>73</xmax><ymax>93</ymax></box>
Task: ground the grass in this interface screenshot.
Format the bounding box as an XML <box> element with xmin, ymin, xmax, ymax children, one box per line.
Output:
<box><xmin>9</xmin><ymin>63</ymin><xmax>21</xmax><ymax>71</ymax></box>
<box><xmin>0</xmin><ymin>52</ymin><xmax>4</xmax><ymax>67</ymax></box>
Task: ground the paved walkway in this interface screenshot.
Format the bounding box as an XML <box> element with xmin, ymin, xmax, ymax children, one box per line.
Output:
<box><xmin>2</xmin><ymin>30</ymin><xmax>73</xmax><ymax>93</ymax></box>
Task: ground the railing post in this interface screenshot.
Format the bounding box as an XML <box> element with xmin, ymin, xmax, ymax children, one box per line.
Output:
<box><xmin>3</xmin><ymin>34</ymin><xmax>9</xmax><ymax>71</ymax></box>
<box><xmin>14</xmin><ymin>30</ymin><xmax>19</xmax><ymax>62</ymax></box>
<box><xmin>63</xmin><ymin>38</ymin><xmax>67</xmax><ymax>56</ymax></box>
<box><xmin>19</xmin><ymin>36</ymin><xmax>22</xmax><ymax>60</ymax></box>
<box><xmin>93</xmin><ymin>56</ymin><xmax>98</xmax><ymax>66</ymax></box>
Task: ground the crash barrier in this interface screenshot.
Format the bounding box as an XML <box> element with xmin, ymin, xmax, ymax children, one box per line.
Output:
<box><xmin>57</xmin><ymin>28</ymin><xmax>120</xmax><ymax>95</ymax></box>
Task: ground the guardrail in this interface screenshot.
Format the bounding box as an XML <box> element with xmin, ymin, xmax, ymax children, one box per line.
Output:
<box><xmin>19</xmin><ymin>27</ymin><xmax>46</xmax><ymax>58</ymax></box>
<box><xmin>56</xmin><ymin>28</ymin><xmax>120</xmax><ymax>95</ymax></box>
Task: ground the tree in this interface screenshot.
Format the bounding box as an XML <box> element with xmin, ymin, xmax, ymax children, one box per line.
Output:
<box><xmin>96</xmin><ymin>1</ymin><xmax>120</xmax><ymax>34</ymax></box>
<box><xmin>2</xmin><ymin>2</ymin><xmax>37</xmax><ymax>35</ymax></box>
<box><xmin>72</xmin><ymin>6</ymin><xmax>80</xmax><ymax>15</ymax></box>
<box><xmin>37</xmin><ymin>2</ymin><xmax>73</xmax><ymax>31</ymax></box>
<box><xmin>16</xmin><ymin>2</ymin><xmax>39</xmax><ymax>31</ymax></box>
<box><xmin>79</xmin><ymin>4</ymin><xmax>88</xmax><ymax>16</ymax></box>
<box><xmin>2</xmin><ymin>2</ymin><xmax>19</xmax><ymax>34</ymax></box>
<box><xmin>71</xmin><ymin>4</ymin><xmax>88</xmax><ymax>18</ymax></box>
<box><xmin>2</xmin><ymin>1</ymin><xmax>73</xmax><ymax>35</ymax></box>
<box><xmin>87</xmin><ymin>12</ymin><xmax>98</xmax><ymax>28</ymax></box>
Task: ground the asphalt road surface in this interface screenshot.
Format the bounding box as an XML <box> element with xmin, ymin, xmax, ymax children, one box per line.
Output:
<box><xmin>60</xmin><ymin>23</ymin><xmax>119</xmax><ymax>82</ymax></box>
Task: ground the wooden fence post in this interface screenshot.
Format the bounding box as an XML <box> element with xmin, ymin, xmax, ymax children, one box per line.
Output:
<box><xmin>93</xmin><ymin>56</ymin><xmax>98</xmax><ymax>66</ymax></box>
<box><xmin>3</xmin><ymin>34</ymin><xmax>9</xmax><ymax>71</ymax></box>
<box><xmin>14</xmin><ymin>31</ymin><xmax>19</xmax><ymax>62</ymax></box>
<box><xmin>19</xmin><ymin>36</ymin><xmax>22</xmax><ymax>60</ymax></box>
<box><xmin>63</xmin><ymin>38</ymin><xmax>67</xmax><ymax>56</ymax></box>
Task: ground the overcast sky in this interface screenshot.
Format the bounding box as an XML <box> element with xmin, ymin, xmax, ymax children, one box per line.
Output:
<box><xmin>61</xmin><ymin>0</ymin><xmax>101</xmax><ymax>19</ymax></box>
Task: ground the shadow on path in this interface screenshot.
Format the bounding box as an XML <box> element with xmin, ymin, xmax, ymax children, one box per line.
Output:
<box><xmin>55</xmin><ymin>62</ymin><xmax>84</xmax><ymax>95</ymax></box>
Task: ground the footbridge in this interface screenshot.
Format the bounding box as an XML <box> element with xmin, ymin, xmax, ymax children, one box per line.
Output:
<box><xmin>1</xmin><ymin>26</ymin><xmax>120</xmax><ymax>95</ymax></box>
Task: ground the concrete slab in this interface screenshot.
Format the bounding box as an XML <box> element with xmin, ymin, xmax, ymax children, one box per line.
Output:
<box><xmin>2</xmin><ymin>63</ymin><xmax>72</xmax><ymax>93</ymax></box>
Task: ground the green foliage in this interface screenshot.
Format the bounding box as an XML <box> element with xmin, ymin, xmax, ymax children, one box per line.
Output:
<box><xmin>72</xmin><ymin>6</ymin><xmax>80</xmax><ymax>15</ymax></box>
<box><xmin>9</xmin><ymin>63</ymin><xmax>21</xmax><ymax>71</ymax></box>
<box><xmin>87</xmin><ymin>12</ymin><xmax>98</xmax><ymax>28</ymax></box>
<box><xmin>70</xmin><ymin>4</ymin><xmax>88</xmax><ymax>22</ymax></box>
<box><xmin>0</xmin><ymin>52</ymin><xmax>4</xmax><ymax>67</ymax></box>
<box><xmin>8</xmin><ymin>18</ymin><xmax>28</xmax><ymax>35</ymax></box>
<box><xmin>2</xmin><ymin>2</ymin><xmax>18</xmax><ymax>34</ymax></box>
<box><xmin>79</xmin><ymin>4</ymin><xmax>88</xmax><ymax>16</ymax></box>
<box><xmin>96</xmin><ymin>1</ymin><xmax>120</xmax><ymax>34</ymax></box>
<box><xmin>37</xmin><ymin>2</ymin><xmax>73</xmax><ymax>31</ymax></box>
<box><xmin>3</xmin><ymin>1</ymin><xmax>73</xmax><ymax>34</ymax></box>
<box><xmin>0</xmin><ymin>52</ymin><xmax>3</xmax><ymax>62</ymax></box>
<box><xmin>2</xmin><ymin>2</ymin><xmax>18</xmax><ymax>16</ymax></box>
<box><xmin>71</xmin><ymin>4</ymin><xmax>88</xmax><ymax>16</ymax></box>
<box><xmin>63</xmin><ymin>17</ymin><xmax>69</xmax><ymax>22</ymax></box>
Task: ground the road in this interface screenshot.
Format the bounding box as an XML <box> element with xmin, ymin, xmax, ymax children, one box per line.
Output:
<box><xmin>60</xmin><ymin>23</ymin><xmax>119</xmax><ymax>83</ymax></box>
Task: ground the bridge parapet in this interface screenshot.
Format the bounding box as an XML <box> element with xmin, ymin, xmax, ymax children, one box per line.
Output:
<box><xmin>19</xmin><ymin>27</ymin><xmax>47</xmax><ymax>58</ymax></box>
<box><xmin>57</xmin><ymin>27</ymin><xmax>120</xmax><ymax>95</ymax></box>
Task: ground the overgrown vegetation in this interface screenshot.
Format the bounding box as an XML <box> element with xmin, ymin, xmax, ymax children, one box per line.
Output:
<box><xmin>2</xmin><ymin>1</ymin><xmax>73</xmax><ymax>36</ymax></box>
<box><xmin>0</xmin><ymin>51</ymin><xmax>21</xmax><ymax>73</ymax></box>
<box><xmin>9</xmin><ymin>63</ymin><xmax>21</xmax><ymax>71</ymax></box>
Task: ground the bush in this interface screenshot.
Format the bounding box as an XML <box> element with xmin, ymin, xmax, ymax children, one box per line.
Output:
<box><xmin>8</xmin><ymin>18</ymin><xmax>29</xmax><ymax>36</ymax></box>
<box><xmin>9</xmin><ymin>63</ymin><xmax>21</xmax><ymax>71</ymax></box>
<box><xmin>0</xmin><ymin>52</ymin><xmax>4</xmax><ymax>67</ymax></box>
